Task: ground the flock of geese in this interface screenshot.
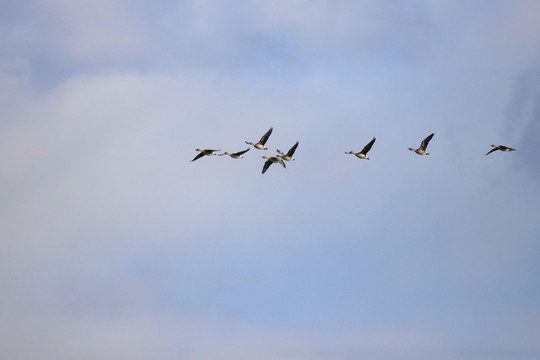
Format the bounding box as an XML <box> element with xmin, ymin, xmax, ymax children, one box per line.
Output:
<box><xmin>191</xmin><ymin>127</ymin><xmax>516</xmax><ymax>174</ymax></box>
<box><xmin>190</xmin><ymin>127</ymin><xmax>299</xmax><ymax>174</ymax></box>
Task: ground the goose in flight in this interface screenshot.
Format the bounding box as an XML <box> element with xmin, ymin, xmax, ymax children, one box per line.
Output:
<box><xmin>409</xmin><ymin>133</ymin><xmax>434</xmax><ymax>155</ymax></box>
<box><xmin>219</xmin><ymin>148</ymin><xmax>250</xmax><ymax>159</ymax></box>
<box><xmin>485</xmin><ymin>144</ymin><xmax>516</xmax><ymax>156</ymax></box>
<box><xmin>246</xmin><ymin>127</ymin><xmax>273</xmax><ymax>150</ymax></box>
<box><xmin>345</xmin><ymin>137</ymin><xmax>376</xmax><ymax>160</ymax></box>
<box><xmin>277</xmin><ymin>141</ymin><xmax>299</xmax><ymax>161</ymax></box>
<box><xmin>191</xmin><ymin>148</ymin><xmax>220</xmax><ymax>162</ymax></box>
<box><xmin>261</xmin><ymin>156</ymin><xmax>286</xmax><ymax>174</ymax></box>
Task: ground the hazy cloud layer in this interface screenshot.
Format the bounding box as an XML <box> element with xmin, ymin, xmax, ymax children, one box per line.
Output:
<box><xmin>1</xmin><ymin>1</ymin><xmax>540</xmax><ymax>359</ymax></box>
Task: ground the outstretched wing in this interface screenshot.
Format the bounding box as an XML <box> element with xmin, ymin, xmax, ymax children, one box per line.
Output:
<box><xmin>420</xmin><ymin>133</ymin><xmax>434</xmax><ymax>150</ymax></box>
<box><xmin>278</xmin><ymin>158</ymin><xmax>286</xmax><ymax>168</ymax></box>
<box><xmin>286</xmin><ymin>142</ymin><xmax>299</xmax><ymax>157</ymax></box>
<box><xmin>361</xmin><ymin>137</ymin><xmax>376</xmax><ymax>155</ymax></box>
<box><xmin>262</xmin><ymin>159</ymin><xmax>272</xmax><ymax>174</ymax></box>
<box><xmin>234</xmin><ymin>148</ymin><xmax>250</xmax><ymax>156</ymax></box>
<box><xmin>191</xmin><ymin>152</ymin><xmax>205</xmax><ymax>162</ymax></box>
<box><xmin>485</xmin><ymin>147</ymin><xmax>498</xmax><ymax>156</ymax></box>
<box><xmin>259</xmin><ymin>127</ymin><xmax>273</xmax><ymax>145</ymax></box>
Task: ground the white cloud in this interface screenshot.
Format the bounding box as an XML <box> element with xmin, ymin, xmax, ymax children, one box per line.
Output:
<box><xmin>0</xmin><ymin>73</ymin><xmax>151</xmax><ymax>269</ymax></box>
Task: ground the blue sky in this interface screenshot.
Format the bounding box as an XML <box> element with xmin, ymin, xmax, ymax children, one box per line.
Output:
<box><xmin>1</xmin><ymin>1</ymin><xmax>540</xmax><ymax>359</ymax></box>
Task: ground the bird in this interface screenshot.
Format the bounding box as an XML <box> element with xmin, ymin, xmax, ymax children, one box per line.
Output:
<box><xmin>219</xmin><ymin>148</ymin><xmax>250</xmax><ymax>159</ymax></box>
<box><xmin>191</xmin><ymin>148</ymin><xmax>220</xmax><ymax>162</ymax></box>
<box><xmin>409</xmin><ymin>133</ymin><xmax>434</xmax><ymax>155</ymax></box>
<box><xmin>345</xmin><ymin>137</ymin><xmax>376</xmax><ymax>160</ymax></box>
<box><xmin>277</xmin><ymin>141</ymin><xmax>299</xmax><ymax>161</ymax></box>
<box><xmin>246</xmin><ymin>127</ymin><xmax>273</xmax><ymax>150</ymax></box>
<box><xmin>485</xmin><ymin>144</ymin><xmax>516</xmax><ymax>156</ymax></box>
<box><xmin>261</xmin><ymin>156</ymin><xmax>286</xmax><ymax>174</ymax></box>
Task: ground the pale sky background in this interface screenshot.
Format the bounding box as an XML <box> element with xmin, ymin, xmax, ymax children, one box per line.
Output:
<box><xmin>1</xmin><ymin>1</ymin><xmax>540</xmax><ymax>359</ymax></box>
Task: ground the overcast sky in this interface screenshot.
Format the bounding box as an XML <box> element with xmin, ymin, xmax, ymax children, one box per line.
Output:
<box><xmin>1</xmin><ymin>1</ymin><xmax>540</xmax><ymax>359</ymax></box>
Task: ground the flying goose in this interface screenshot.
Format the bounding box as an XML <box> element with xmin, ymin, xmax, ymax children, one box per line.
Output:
<box><xmin>345</xmin><ymin>137</ymin><xmax>376</xmax><ymax>160</ymax></box>
<box><xmin>191</xmin><ymin>148</ymin><xmax>220</xmax><ymax>162</ymax></box>
<box><xmin>246</xmin><ymin>127</ymin><xmax>273</xmax><ymax>150</ymax></box>
<box><xmin>261</xmin><ymin>156</ymin><xmax>286</xmax><ymax>174</ymax></box>
<box><xmin>485</xmin><ymin>144</ymin><xmax>516</xmax><ymax>156</ymax></box>
<box><xmin>219</xmin><ymin>148</ymin><xmax>250</xmax><ymax>159</ymax></box>
<box><xmin>409</xmin><ymin>133</ymin><xmax>434</xmax><ymax>155</ymax></box>
<box><xmin>277</xmin><ymin>141</ymin><xmax>299</xmax><ymax>161</ymax></box>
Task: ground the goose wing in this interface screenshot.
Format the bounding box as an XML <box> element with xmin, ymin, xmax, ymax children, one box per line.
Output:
<box><xmin>420</xmin><ymin>133</ymin><xmax>434</xmax><ymax>150</ymax></box>
<box><xmin>234</xmin><ymin>148</ymin><xmax>250</xmax><ymax>156</ymax></box>
<box><xmin>485</xmin><ymin>147</ymin><xmax>498</xmax><ymax>156</ymax></box>
<box><xmin>360</xmin><ymin>137</ymin><xmax>376</xmax><ymax>155</ymax></box>
<box><xmin>286</xmin><ymin>141</ymin><xmax>299</xmax><ymax>157</ymax></box>
<box><xmin>262</xmin><ymin>159</ymin><xmax>273</xmax><ymax>174</ymax></box>
<box><xmin>259</xmin><ymin>127</ymin><xmax>273</xmax><ymax>145</ymax></box>
<box><xmin>191</xmin><ymin>152</ymin><xmax>205</xmax><ymax>162</ymax></box>
<box><xmin>278</xmin><ymin>157</ymin><xmax>286</xmax><ymax>168</ymax></box>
